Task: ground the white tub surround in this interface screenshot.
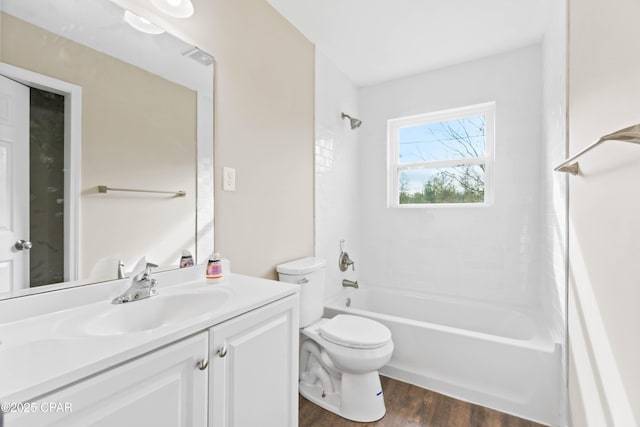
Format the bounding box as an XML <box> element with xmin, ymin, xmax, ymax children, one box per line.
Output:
<box><xmin>325</xmin><ymin>287</ymin><xmax>560</xmax><ymax>426</ymax></box>
<box><xmin>358</xmin><ymin>45</ymin><xmax>543</xmax><ymax>308</ymax></box>
<box><xmin>314</xmin><ymin>51</ymin><xmax>361</xmax><ymax>301</ymax></box>
<box><xmin>0</xmin><ymin>267</ymin><xmax>299</xmax><ymax>426</ymax></box>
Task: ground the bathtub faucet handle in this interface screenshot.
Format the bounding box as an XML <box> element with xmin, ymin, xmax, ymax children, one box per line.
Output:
<box><xmin>339</xmin><ymin>251</ymin><xmax>355</xmax><ymax>272</ymax></box>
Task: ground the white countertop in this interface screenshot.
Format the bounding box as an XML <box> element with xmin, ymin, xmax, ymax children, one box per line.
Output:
<box><xmin>0</xmin><ymin>273</ymin><xmax>298</xmax><ymax>403</ymax></box>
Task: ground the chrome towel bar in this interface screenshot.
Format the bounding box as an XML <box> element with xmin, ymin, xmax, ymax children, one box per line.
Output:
<box><xmin>98</xmin><ymin>185</ymin><xmax>186</xmax><ymax>197</ymax></box>
<box><xmin>555</xmin><ymin>123</ymin><xmax>640</xmax><ymax>175</ymax></box>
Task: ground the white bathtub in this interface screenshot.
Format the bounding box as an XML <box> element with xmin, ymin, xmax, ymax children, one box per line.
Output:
<box><xmin>324</xmin><ymin>287</ymin><xmax>561</xmax><ymax>426</ymax></box>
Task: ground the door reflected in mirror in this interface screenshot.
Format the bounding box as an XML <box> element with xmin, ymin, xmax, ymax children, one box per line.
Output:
<box><xmin>30</xmin><ymin>87</ymin><xmax>65</xmax><ymax>286</ymax></box>
<box><xmin>0</xmin><ymin>0</ymin><xmax>214</xmax><ymax>297</ymax></box>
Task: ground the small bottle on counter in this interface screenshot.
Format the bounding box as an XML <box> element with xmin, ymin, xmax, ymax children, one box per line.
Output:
<box><xmin>180</xmin><ymin>249</ymin><xmax>195</xmax><ymax>268</ymax></box>
<box><xmin>206</xmin><ymin>252</ymin><xmax>223</xmax><ymax>280</ymax></box>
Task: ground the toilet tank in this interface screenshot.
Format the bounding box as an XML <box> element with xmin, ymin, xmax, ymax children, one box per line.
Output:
<box><xmin>276</xmin><ymin>257</ymin><xmax>327</xmax><ymax>328</ymax></box>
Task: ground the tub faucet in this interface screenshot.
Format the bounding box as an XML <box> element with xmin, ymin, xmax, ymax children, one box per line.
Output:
<box><xmin>342</xmin><ymin>279</ymin><xmax>358</xmax><ymax>289</ymax></box>
<box><xmin>112</xmin><ymin>259</ymin><xmax>158</xmax><ymax>304</ymax></box>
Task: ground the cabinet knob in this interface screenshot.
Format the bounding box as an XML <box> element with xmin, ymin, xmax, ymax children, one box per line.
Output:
<box><xmin>197</xmin><ymin>359</ymin><xmax>208</xmax><ymax>370</ymax></box>
<box><xmin>217</xmin><ymin>345</ymin><xmax>228</xmax><ymax>358</ymax></box>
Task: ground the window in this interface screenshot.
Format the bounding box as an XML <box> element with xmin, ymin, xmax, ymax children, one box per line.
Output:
<box><xmin>387</xmin><ymin>102</ymin><xmax>495</xmax><ymax>207</ymax></box>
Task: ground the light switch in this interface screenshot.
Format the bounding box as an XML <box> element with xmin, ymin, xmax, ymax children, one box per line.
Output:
<box><xmin>223</xmin><ymin>167</ymin><xmax>236</xmax><ymax>191</ymax></box>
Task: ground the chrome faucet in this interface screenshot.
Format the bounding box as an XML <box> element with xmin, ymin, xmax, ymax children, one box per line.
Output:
<box><xmin>112</xmin><ymin>260</ymin><xmax>158</xmax><ymax>304</ymax></box>
<box><xmin>342</xmin><ymin>279</ymin><xmax>358</xmax><ymax>289</ymax></box>
<box><xmin>117</xmin><ymin>260</ymin><xmax>125</xmax><ymax>280</ymax></box>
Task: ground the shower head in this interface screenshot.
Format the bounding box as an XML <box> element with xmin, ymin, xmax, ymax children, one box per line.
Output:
<box><xmin>341</xmin><ymin>112</ymin><xmax>362</xmax><ymax>130</ymax></box>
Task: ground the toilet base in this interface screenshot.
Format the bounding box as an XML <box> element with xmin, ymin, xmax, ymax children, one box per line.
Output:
<box><xmin>300</xmin><ymin>371</ymin><xmax>386</xmax><ymax>422</ymax></box>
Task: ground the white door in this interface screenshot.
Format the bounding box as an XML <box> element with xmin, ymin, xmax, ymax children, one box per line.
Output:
<box><xmin>0</xmin><ymin>74</ymin><xmax>29</xmax><ymax>293</ymax></box>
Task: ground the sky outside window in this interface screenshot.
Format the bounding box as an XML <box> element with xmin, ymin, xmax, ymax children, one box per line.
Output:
<box><xmin>398</xmin><ymin>115</ymin><xmax>486</xmax><ymax>164</ymax></box>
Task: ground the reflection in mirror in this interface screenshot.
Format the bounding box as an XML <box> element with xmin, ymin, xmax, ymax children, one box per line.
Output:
<box><xmin>0</xmin><ymin>0</ymin><xmax>214</xmax><ymax>298</ymax></box>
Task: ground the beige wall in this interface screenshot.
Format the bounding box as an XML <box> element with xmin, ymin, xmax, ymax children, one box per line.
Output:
<box><xmin>568</xmin><ymin>0</ymin><xmax>640</xmax><ymax>424</ymax></box>
<box><xmin>114</xmin><ymin>0</ymin><xmax>315</xmax><ymax>279</ymax></box>
<box><xmin>210</xmin><ymin>0</ymin><xmax>314</xmax><ymax>278</ymax></box>
<box><xmin>1</xmin><ymin>13</ymin><xmax>197</xmax><ymax>278</ymax></box>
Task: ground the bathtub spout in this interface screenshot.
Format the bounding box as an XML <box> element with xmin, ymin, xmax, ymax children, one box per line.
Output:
<box><xmin>342</xmin><ymin>279</ymin><xmax>358</xmax><ymax>289</ymax></box>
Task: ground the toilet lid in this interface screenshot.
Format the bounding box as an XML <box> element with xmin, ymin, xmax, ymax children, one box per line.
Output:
<box><xmin>319</xmin><ymin>315</ymin><xmax>391</xmax><ymax>349</ymax></box>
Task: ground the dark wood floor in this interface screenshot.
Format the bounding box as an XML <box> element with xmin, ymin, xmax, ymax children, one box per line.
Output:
<box><xmin>299</xmin><ymin>376</ymin><xmax>546</xmax><ymax>427</ymax></box>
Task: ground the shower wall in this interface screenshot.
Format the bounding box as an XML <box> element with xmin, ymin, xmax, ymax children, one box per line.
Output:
<box><xmin>358</xmin><ymin>46</ymin><xmax>543</xmax><ymax>309</ymax></box>
<box><xmin>314</xmin><ymin>50</ymin><xmax>360</xmax><ymax>300</ymax></box>
<box><xmin>315</xmin><ymin>41</ymin><xmax>566</xmax><ymax>320</ymax></box>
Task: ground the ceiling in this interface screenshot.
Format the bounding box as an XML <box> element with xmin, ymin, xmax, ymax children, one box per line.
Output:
<box><xmin>267</xmin><ymin>0</ymin><xmax>552</xmax><ymax>86</ymax></box>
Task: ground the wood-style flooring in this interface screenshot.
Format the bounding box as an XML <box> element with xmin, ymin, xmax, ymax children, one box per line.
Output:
<box><xmin>299</xmin><ymin>376</ymin><xmax>547</xmax><ymax>427</ymax></box>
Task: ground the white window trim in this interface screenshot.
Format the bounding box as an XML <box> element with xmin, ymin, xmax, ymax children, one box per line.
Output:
<box><xmin>387</xmin><ymin>102</ymin><xmax>495</xmax><ymax>208</ymax></box>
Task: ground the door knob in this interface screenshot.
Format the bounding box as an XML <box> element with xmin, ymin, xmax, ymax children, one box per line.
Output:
<box><xmin>14</xmin><ymin>240</ymin><xmax>32</xmax><ymax>250</ymax></box>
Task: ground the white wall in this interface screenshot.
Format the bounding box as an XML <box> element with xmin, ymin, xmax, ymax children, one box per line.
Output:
<box><xmin>358</xmin><ymin>46</ymin><xmax>543</xmax><ymax>308</ymax></box>
<box><xmin>314</xmin><ymin>51</ymin><xmax>360</xmax><ymax>300</ymax></box>
<box><xmin>568</xmin><ymin>0</ymin><xmax>640</xmax><ymax>424</ymax></box>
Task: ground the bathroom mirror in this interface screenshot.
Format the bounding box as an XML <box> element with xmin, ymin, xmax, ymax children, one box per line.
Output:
<box><xmin>0</xmin><ymin>0</ymin><xmax>214</xmax><ymax>299</ymax></box>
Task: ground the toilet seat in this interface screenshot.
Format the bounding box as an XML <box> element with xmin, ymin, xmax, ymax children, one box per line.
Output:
<box><xmin>319</xmin><ymin>315</ymin><xmax>391</xmax><ymax>349</ymax></box>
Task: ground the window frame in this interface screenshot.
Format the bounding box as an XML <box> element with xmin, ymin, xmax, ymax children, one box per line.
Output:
<box><xmin>387</xmin><ymin>102</ymin><xmax>495</xmax><ymax>208</ymax></box>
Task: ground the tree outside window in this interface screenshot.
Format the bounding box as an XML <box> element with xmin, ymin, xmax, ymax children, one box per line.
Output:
<box><xmin>388</xmin><ymin>103</ymin><xmax>495</xmax><ymax>207</ymax></box>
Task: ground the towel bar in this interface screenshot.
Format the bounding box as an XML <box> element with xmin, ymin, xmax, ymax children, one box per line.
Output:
<box><xmin>555</xmin><ymin>123</ymin><xmax>640</xmax><ymax>175</ymax></box>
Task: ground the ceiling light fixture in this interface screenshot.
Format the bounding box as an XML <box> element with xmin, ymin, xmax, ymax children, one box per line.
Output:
<box><xmin>150</xmin><ymin>0</ymin><xmax>194</xmax><ymax>19</ymax></box>
<box><xmin>124</xmin><ymin>10</ymin><xmax>165</xmax><ymax>35</ymax></box>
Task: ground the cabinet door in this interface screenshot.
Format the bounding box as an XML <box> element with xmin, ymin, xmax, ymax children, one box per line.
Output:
<box><xmin>209</xmin><ymin>295</ymin><xmax>299</xmax><ymax>427</ymax></box>
<box><xmin>6</xmin><ymin>332</ymin><xmax>209</xmax><ymax>427</ymax></box>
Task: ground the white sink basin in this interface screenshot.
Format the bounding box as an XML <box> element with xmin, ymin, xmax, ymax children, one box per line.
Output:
<box><xmin>72</xmin><ymin>290</ymin><xmax>231</xmax><ymax>336</ymax></box>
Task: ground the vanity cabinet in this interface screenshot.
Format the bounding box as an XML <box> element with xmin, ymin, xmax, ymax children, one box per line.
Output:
<box><xmin>2</xmin><ymin>290</ymin><xmax>299</xmax><ymax>427</ymax></box>
<box><xmin>209</xmin><ymin>295</ymin><xmax>299</xmax><ymax>427</ymax></box>
<box><xmin>5</xmin><ymin>332</ymin><xmax>209</xmax><ymax>427</ymax></box>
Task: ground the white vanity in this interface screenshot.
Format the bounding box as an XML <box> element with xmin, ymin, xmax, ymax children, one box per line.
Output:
<box><xmin>0</xmin><ymin>267</ymin><xmax>299</xmax><ymax>427</ymax></box>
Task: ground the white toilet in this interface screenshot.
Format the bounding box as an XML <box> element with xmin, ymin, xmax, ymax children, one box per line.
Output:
<box><xmin>276</xmin><ymin>257</ymin><xmax>394</xmax><ymax>422</ymax></box>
